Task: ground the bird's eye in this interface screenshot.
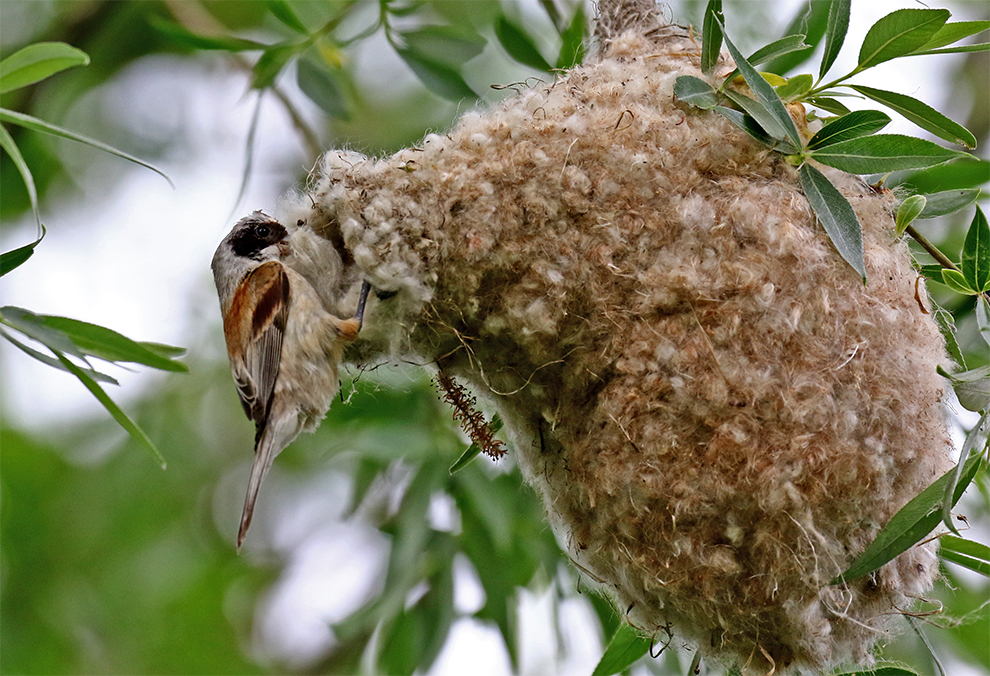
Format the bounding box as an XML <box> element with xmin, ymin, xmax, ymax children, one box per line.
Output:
<box><xmin>256</xmin><ymin>225</ymin><xmax>271</xmax><ymax>238</ymax></box>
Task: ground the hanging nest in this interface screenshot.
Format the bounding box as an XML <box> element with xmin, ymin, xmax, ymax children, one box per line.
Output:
<box><xmin>276</xmin><ymin>1</ymin><xmax>954</xmax><ymax>672</ymax></box>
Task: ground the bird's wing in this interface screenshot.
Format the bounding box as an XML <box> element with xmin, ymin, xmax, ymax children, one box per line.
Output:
<box><xmin>224</xmin><ymin>261</ymin><xmax>290</xmax><ymax>431</ymax></box>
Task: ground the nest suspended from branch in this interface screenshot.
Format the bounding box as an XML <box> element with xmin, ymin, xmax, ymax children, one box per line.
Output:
<box><xmin>273</xmin><ymin>1</ymin><xmax>954</xmax><ymax>672</ymax></box>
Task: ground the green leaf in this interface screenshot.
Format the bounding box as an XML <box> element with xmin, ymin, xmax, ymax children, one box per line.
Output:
<box><xmin>0</xmin><ymin>224</ymin><xmax>45</xmax><ymax>277</ymax></box>
<box><xmin>395</xmin><ymin>47</ymin><xmax>477</xmax><ymax>101</ymax></box>
<box><xmin>799</xmin><ymin>163</ymin><xmax>866</xmax><ymax>280</ymax></box>
<box><xmin>961</xmin><ymin>206</ymin><xmax>990</xmax><ymax>292</ymax></box>
<box><xmin>832</xmin><ymin>663</ymin><xmax>922</xmax><ymax>676</ymax></box>
<box><xmin>941</xmin><ymin>365</ymin><xmax>990</xmax><ymax>413</ymax></box>
<box><xmin>807</xmin><ymin>109</ymin><xmax>890</xmax><ymax>149</ymax></box>
<box><xmin>914</xmin><ymin>20</ymin><xmax>990</xmax><ymax>52</ymax></box>
<box><xmin>765</xmin><ymin>0</ymin><xmax>831</xmax><ymax>74</ymax></box>
<box><xmin>0</xmin><ymin>108</ymin><xmax>174</xmax><ymax>189</ymax></box>
<box><xmin>590</xmin><ymin>623</ymin><xmax>651</xmax><ymax>676</ymax></box>
<box><xmin>895</xmin><ymin>195</ymin><xmax>926</xmax><ymax>236</ymax></box>
<box><xmin>0</xmin><ymin>123</ymin><xmax>41</xmax><ymax>226</ymax></box>
<box><xmin>0</xmin><ymin>306</ymin><xmax>187</xmax><ymax>372</ymax></box>
<box><xmin>400</xmin><ymin>25</ymin><xmax>486</xmax><ymax>64</ymax></box>
<box><xmin>701</xmin><ymin>0</ymin><xmax>724</xmax><ymax>74</ymax></box>
<box><xmin>849</xmin><ymin>85</ymin><xmax>977</xmax><ymax>149</ymax></box>
<box><xmin>719</xmin><ymin>21</ymin><xmax>801</xmax><ymax>147</ymax></box>
<box><xmin>0</xmin><ymin>42</ymin><xmax>89</xmax><ymax>94</ymax></box>
<box><xmin>251</xmin><ymin>43</ymin><xmax>299</xmax><ymax>89</ymax></box>
<box><xmin>857</xmin><ymin>9</ymin><xmax>950</xmax><ymax>71</ymax></box>
<box><xmin>940</xmin><ymin>535</ymin><xmax>990</xmax><ymax>577</ymax></box>
<box><xmin>941</xmin><ymin>410</ymin><xmax>990</xmax><ymax>532</ymax></box>
<box><xmin>722</xmin><ymin>88</ymin><xmax>792</xmax><ymax>145</ymax></box>
<box><xmin>449</xmin><ymin>443</ymin><xmax>481</xmax><ymax>474</ymax></box>
<box><xmin>296</xmin><ymin>58</ymin><xmax>348</xmax><ymax>119</ymax></box>
<box><xmin>714</xmin><ymin>106</ymin><xmax>778</xmax><ymax>148</ymax></box>
<box><xmin>775</xmin><ymin>73</ymin><xmax>813</xmax><ymax>102</ymax></box>
<box><xmin>809</xmin><ymin>134</ymin><xmax>969</xmax><ymax>174</ymax></box>
<box><xmin>149</xmin><ymin>17</ymin><xmax>268</xmax><ymax>52</ymax></box>
<box><xmin>673</xmin><ymin>76</ymin><xmax>719</xmax><ymax>109</ymax></box>
<box><xmin>55</xmin><ymin>352</ymin><xmax>167</xmax><ymax>469</ymax></box>
<box><xmin>0</xmin><ymin>327</ymin><xmax>118</xmax><ymax>385</ymax></box>
<box><xmin>916</xmin><ymin>189</ymin><xmax>980</xmax><ymax>219</ymax></box>
<box><xmin>494</xmin><ymin>16</ymin><xmax>552</xmax><ymax>71</ymax></box>
<box><xmin>807</xmin><ymin>97</ymin><xmax>851</xmax><ymax>115</ymax></box>
<box><xmin>910</xmin><ymin>42</ymin><xmax>990</xmax><ymax>56</ymax></box>
<box><xmin>977</xmin><ymin>296</ymin><xmax>990</xmax><ymax>349</ymax></box>
<box><xmin>941</xmin><ymin>268</ymin><xmax>976</xmax><ymax>295</ymax></box>
<box><xmin>555</xmin><ymin>3</ymin><xmax>586</xmax><ymax>69</ymax></box>
<box><xmin>894</xmin><ymin>158</ymin><xmax>990</xmax><ymax>193</ymax></box>
<box><xmin>819</xmin><ymin>0</ymin><xmax>850</xmax><ymax>80</ymax></box>
<box><xmin>830</xmin><ymin>440</ymin><xmax>985</xmax><ymax>585</ymax></box>
<box><xmin>722</xmin><ymin>35</ymin><xmax>813</xmax><ymax>84</ymax></box>
<box><xmin>266</xmin><ymin>0</ymin><xmax>309</xmax><ymax>34</ymax></box>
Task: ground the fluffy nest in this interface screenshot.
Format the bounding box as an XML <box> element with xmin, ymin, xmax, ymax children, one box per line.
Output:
<box><xmin>277</xmin><ymin>8</ymin><xmax>953</xmax><ymax>674</ymax></box>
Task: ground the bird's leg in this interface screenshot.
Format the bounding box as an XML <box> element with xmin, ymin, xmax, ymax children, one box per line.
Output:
<box><xmin>338</xmin><ymin>280</ymin><xmax>372</xmax><ymax>341</ymax></box>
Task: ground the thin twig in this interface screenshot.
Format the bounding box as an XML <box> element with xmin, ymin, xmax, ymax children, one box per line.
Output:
<box><xmin>906</xmin><ymin>224</ymin><xmax>990</xmax><ymax>305</ymax></box>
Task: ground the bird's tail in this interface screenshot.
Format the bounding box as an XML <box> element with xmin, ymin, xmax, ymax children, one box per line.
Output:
<box><xmin>237</xmin><ymin>414</ymin><xmax>295</xmax><ymax>549</ymax></box>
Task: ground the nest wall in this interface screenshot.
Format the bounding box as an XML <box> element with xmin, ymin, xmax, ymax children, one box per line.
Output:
<box><xmin>277</xmin><ymin>22</ymin><xmax>953</xmax><ymax>675</ymax></box>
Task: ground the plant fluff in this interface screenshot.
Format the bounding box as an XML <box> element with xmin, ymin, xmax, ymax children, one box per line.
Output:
<box><xmin>274</xmin><ymin>10</ymin><xmax>954</xmax><ymax>674</ymax></box>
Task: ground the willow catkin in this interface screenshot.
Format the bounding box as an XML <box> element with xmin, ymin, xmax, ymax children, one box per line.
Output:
<box><xmin>275</xmin><ymin>18</ymin><xmax>953</xmax><ymax>675</ymax></box>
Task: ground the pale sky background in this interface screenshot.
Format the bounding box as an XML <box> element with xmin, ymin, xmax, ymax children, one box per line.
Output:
<box><xmin>1</xmin><ymin>2</ymin><xmax>987</xmax><ymax>674</ymax></box>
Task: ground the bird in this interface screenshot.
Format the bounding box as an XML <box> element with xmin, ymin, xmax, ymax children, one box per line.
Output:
<box><xmin>211</xmin><ymin>211</ymin><xmax>371</xmax><ymax>548</ymax></box>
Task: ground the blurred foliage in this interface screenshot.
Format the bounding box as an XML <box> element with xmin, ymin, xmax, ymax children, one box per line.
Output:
<box><xmin>1</xmin><ymin>1</ymin><xmax>988</xmax><ymax>675</ymax></box>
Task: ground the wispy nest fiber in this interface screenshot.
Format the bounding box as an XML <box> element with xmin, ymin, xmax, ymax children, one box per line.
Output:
<box><xmin>276</xmin><ymin>5</ymin><xmax>953</xmax><ymax>673</ymax></box>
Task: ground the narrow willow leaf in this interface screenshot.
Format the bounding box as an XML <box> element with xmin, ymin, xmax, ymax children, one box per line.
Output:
<box><xmin>941</xmin><ymin>410</ymin><xmax>989</xmax><ymax>532</ymax></box>
<box><xmin>941</xmin><ymin>268</ymin><xmax>976</xmax><ymax>295</ymax></box>
<box><xmin>1</xmin><ymin>306</ymin><xmax>88</xmax><ymax>359</ymax></box>
<box><xmin>555</xmin><ymin>3</ymin><xmax>586</xmax><ymax>69</ymax></box>
<box><xmin>775</xmin><ymin>73</ymin><xmax>813</xmax><ymax>102</ymax></box>
<box><xmin>766</xmin><ymin>0</ymin><xmax>831</xmax><ymax>74</ymax></box>
<box><xmin>0</xmin><ymin>108</ymin><xmax>174</xmax><ymax>188</ymax></box>
<box><xmin>396</xmin><ymin>48</ymin><xmax>477</xmax><ymax>101</ymax></box>
<box><xmin>940</xmin><ymin>536</ymin><xmax>990</xmax><ymax>576</ymax></box>
<box><xmin>915</xmin><ymin>21</ymin><xmax>990</xmax><ymax>52</ymax></box>
<box><xmin>721</xmin><ymin>35</ymin><xmax>811</xmax><ymax>84</ymax></box>
<box><xmin>251</xmin><ymin>43</ymin><xmax>299</xmax><ymax>89</ymax></box>
<box><xmin>932</xmin><ymin>302</ymin><xmax>966</xmax><ymax>365</ymax></box>
<box><xmin>56</xmin><ymin>352</ymin><xmax>167</xmax><ymax>469</ymax></box>
<box><xmin>449</xmin><ymin>444</ymin><xmax>481</xmax><ymax>474</ymax></box>
<box><xmin>149</xmin><ymin>17</ymin><xmax>267</xmax><ymax>52</ymax></box>
<box><xmin>0</xmin><ymin>42</ymin><xmax>89</xmax><ymax>94</ymax></box>
<box><xmin>894</xmin><ymin>158</ymin><xmax>990</xmax><ymax>193</ymax></box>
<box><xmin>978</xmin><ymin>296</ymin><xmax>990</xmax><ymax>348</ymax></box>
<box><xmin>714</xmin><ymin>106</ymin><xmax>778</xmax><ymax>148</ymax></box>
<box><xmin>917</xmin><ymin>189</ymin><xmax>980</xmax><ymax>219</ymax></box>
<box><xmin>0</xmin><ymin>225</ymin><xmax>45</xmax><ymax>277</ymax></box>
<box><xmin>799</xmin><ymin>163</ymin><xmax>866</xmax><ymax>280</ymax></box>
<box><xmin>701</xmin><ymin>0</ymin><xmax>724</xmax><ymax>74</ymax></box>
<box><xmin>947</xmin><ymin>367</ymin><xmax>990</xmax><ymax>411</ymax></box>
<box><xmin>833</xmin><ymin>664</ymin><xmax>921</xmax><ymax>676</ymax></box>
<box><xmin>807</xmin><ymin>97</ymin><xmax>851</xmax><ymax>115</ymax></box>
<box><xmin>39</xmin><ymin>314</ymin><xmax>188</xmax><ymax>372</ymax></box>
<box><xmin>297</xmin><ymin>58</ymin><xmax>349</xmax><ymax>119</ymax></box>
<box><xmin>961</xmin><ymin>206</ymin><xmax>990</xmax><ymax>292</ymax></box>
<box><xmin>400</xmin><ymin>25</ymin><xmax>486</xmax><ymax>63</ymax></box>
<box><xmin>810</xmin><ymin>134</ymin><xmax>969</xmax><ymax>174</ymax></box>
<box><xmin>0</xmin><ymin>123</ymin><xmax>40</xmax><ymax>226</ymax></box>
<box><xmin>830</xmin><ymin>442</ymin><xmax>985</xmax><ymax>585</ymax></box>
<box><xmin>819</xmin><ymin>0</ymin><xmax>850</xmax><ymax>80</ymax></box>
<box><xmin>723</xmin><ymin>88</ymin><xmax>790</xmax><ymax>143</ymax></box>
<box><xmin>590</xmin><ymin>623</ymin><xmax>651</xmax><ymax>676</ymax></box>
<box><xmin>719</xmin><ymin>22</ymin><xmax>801</xmax><ymax>147</ymax></box>
<box><xmin>807</xmin><ymin>109</ymin><xmax>890</xmax><ymax>149</ymax></box>
<box><xmin>673</xmin><ymin>76</ymin><xmax>719</xmax><ymax>109</ymax></box>
<box><xmin>911</xmin><ymin>43</ymin><xmax>990</xmax><ymax>56</ymax></box>
<box><xmin>857</xmin><ymin>9</ymin><xmax>950</xmax><ymax>71</ymax></box>
<box><xmin>895</xmin><ymin>195</ymin><xmax>926</xmax><ymax>236</ymax></box>
<box><xmin>850</xmin><ymin>85</ymin><xmax>977</xmax><ymax>149</ymax></box>
<box><xmin>1</xmin><ymin>327</ymin><xmax>118</xmax><ymax>385</ymax></box>
<box><xmin>494</xmin><ymin>16</ymin><xmax>552</xmax><ymax>71</ymax></box>
<box><xmin>266</xmin><ymin>0</ymin><xmax>309</xmax><ymax>34</ymax></box>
